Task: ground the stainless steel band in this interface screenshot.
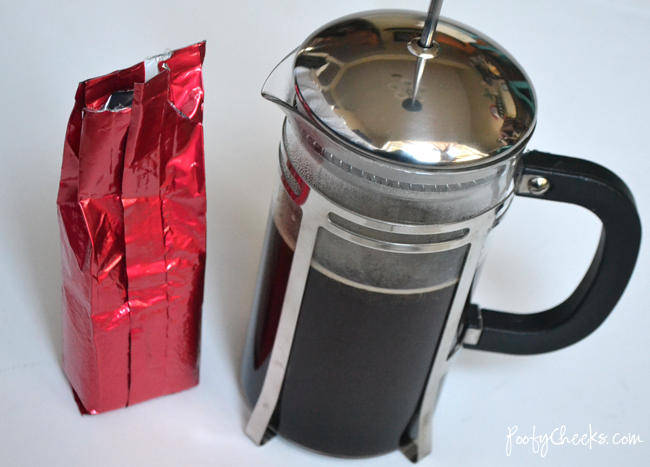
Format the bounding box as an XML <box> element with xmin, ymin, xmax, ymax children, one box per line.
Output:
<box><xmin>244</xmin><ymin>192</ymin><xmax>321</xmax><ymax>445</ymax></box>
<box><xmin>245</xmin><ymin>183</ymin><xmax>497</xmax><ymax>460</ymax></box>
<box><xmin>401</xmin><ymin>212</ymin><xmax>492</xmax><ymax>462</ymax></box>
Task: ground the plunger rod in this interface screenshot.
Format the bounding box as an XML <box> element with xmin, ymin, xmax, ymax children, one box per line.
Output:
<box><xmin>410</xmin><ymin>0</ymin><xmax>444</xmax><ymax>104</ymax></box>
<box><xmin>420</xmin><ymin>0</ymin><xmax>444</xmax><ymax>48</ymax></box>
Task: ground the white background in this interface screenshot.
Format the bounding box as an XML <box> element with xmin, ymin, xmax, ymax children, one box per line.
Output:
<box><xmin>0</xmin><ymin>0</ymin><xmax>648</xmax><ymax>466</ymax></box>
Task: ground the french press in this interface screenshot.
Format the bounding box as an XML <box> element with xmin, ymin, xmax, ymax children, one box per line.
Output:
<box><xmin>241</xmin><ymin>0</ymin><xmax>641</xmax><ymax>462</ymax></box>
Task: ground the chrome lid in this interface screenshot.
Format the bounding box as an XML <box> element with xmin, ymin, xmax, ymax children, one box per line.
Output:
<box><xmin>294</xmin><ymin>10</ymin><xmax>536</xmax><ymax>168</ymax></box>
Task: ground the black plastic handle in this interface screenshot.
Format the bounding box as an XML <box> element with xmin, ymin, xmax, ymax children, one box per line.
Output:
<box><xmin>464</xmin><ymin>150</ymin><xmax>642</xmax><ymax>355</ymax></box>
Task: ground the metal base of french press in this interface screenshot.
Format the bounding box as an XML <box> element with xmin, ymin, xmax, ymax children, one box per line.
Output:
<box><xmin>245</xmin><ymin>188</ymin><xmax>494</xmax><ymax>462</ymax></box>
<box><xmin>400</xmin><ymin>443</ymin><xmax>420</xmax><ymax>464</ymax></box>
<box><xmin>258</xmin><ymin>428</ymin><xmax>277</xmax><ymax>446</ymax></box>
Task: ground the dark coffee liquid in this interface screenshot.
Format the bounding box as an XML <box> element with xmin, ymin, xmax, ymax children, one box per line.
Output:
<box><xmin>243</xmin><ymin>220</ymin><xmax>464</xmax><ymax>457</ymax></box>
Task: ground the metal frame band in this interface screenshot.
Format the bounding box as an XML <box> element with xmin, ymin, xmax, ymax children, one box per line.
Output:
<box><xmin>245</xmin><ymin>187</ymin><xmax>496</xmax><ymax>462</ymax></box>
<box><xmin>400</xmin><ymin>214</ymin><xmax>491</xmax><ymax>462</ymax></box>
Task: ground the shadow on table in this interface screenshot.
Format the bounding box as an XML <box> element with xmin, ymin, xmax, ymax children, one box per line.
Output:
<box><xmin>7</xmin><ymin>150</ymin><xmax>63</xmax><ymax>362</ymax></box>
<box><xmin>203</xmin><ymin>166</ymin><xmax>269</xmax><ymax>394</ymax></box>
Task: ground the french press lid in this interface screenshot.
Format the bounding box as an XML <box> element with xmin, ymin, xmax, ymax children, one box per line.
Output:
<box><xmin>293</xmin><ymin>9</ymin><xmax>537</xmax><ymax>168</ymax></box>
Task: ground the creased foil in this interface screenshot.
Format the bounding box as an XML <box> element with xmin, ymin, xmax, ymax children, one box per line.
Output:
<box><xmin>57</xmin><ymin>42</ymin><xmax>206</xmax><ymax>414</ymax></box>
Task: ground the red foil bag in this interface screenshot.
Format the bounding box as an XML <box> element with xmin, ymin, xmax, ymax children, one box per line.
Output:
<box><xmin>57</xmin><ymin>42</ymin><xmax>206</xmax><ymax>414</ymax></box>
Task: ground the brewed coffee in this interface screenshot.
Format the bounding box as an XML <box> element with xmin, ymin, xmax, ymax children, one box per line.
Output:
<box><xmin>243</xmin><ymin>218</ymin><xmax>468</xmax><ymax>456</ymax></box>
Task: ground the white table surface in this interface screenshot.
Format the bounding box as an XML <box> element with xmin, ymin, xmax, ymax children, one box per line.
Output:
<box><xmin>1</xmin><ymin>1</ymin><xmax>648</xmax><ymax>466</ymax></box>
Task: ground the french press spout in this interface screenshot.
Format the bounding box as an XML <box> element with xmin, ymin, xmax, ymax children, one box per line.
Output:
<box><xmin>241</xmin><ymin>0</ymin><xmax>641</xmax><ymax>462</ymax></box>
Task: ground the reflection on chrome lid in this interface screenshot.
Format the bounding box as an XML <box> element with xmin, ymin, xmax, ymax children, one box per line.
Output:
<box><xmin>294</xmin><ymin>10</ymin><xmax>536</xmax><ymax>168</ymax></box>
